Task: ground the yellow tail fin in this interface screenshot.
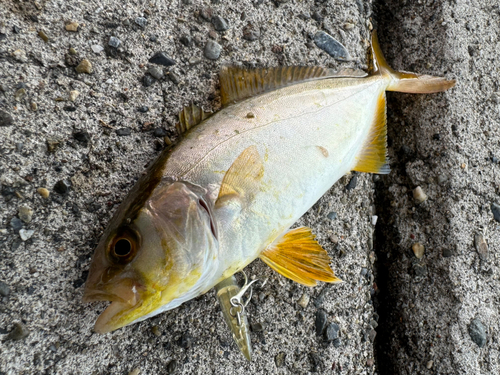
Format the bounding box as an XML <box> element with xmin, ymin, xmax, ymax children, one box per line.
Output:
<box><xmin>371</xmin><ymin>31</ymin><xmax>456</xmax><ymax>93</ymax></box>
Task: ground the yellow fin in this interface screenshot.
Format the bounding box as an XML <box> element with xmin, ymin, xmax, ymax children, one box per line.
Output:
<box><xmin>370</xmin><ymin>31</ymin><xmax>456</xmax><ymax>93</ymax></box>
<box><xmin>353</xmin><ymin>92</ymin><xmax>390</xmax><ymax>174</ymax></box>
<box><xmin>220</xmin><ymin>66</ymin><xmax>365</xmax><ymax>107</ymax></box>
<box><xmin>176</xmin><ymin>103</ymin><xmax>212</xmax><ymax>135</ymax></box>
<box><xmin>260</xmin><ymin>227</ymin><xmax>342</xmax><ymax>286</ymax></box>
<box><xmin>216</xmin><ymin>145</ymin><xmax>264</xmax><ymax>207</ymax></box>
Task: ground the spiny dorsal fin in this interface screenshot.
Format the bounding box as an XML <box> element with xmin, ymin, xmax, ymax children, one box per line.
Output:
<box><xmin>215</xmin><ymin>145</ymin><xmax>264</xmax><ymax>208</ymax></box>
<box><xmin>353</xmin><ymin>92</ymin><xmax>390</xmax><ymax>174</ymax></box>
<box><xmin>176</xmin><ymin>103</ymin><xmax>213</xmax><ymax>135</ymax></box>
<box><xmin>220</xmin><ymin>66</ymin><xmax>366</xmax><ymax>107</ymax></box>
<box><xmin>260</xmin><ymin>227</ymin><xmax>342</xmax><ymax>286</ymax></box>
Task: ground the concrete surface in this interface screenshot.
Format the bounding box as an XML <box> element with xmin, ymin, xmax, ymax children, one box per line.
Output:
<box><xmin>1</xmin><ymin>1</ymin><xmax>378</xmax><ymax>374</ymax></box>
<box><xmin>374</xmin><ymin>0</ymin><xmax>500</xmax><ymax>374</ymax></box>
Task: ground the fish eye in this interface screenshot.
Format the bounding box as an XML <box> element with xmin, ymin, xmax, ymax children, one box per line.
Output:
<box><xmin>108</xmin><ymin>227</ymin><xmax>140</xmax><ymax>263</ymax></box>
<box><xmin>114</xmin><ymin>238</ymin><xmax>132</xmax><ymax>257</ymax></box>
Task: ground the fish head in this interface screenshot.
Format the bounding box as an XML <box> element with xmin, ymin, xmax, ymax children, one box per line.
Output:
<box><xmin>83</xmin><ymin>180</ymin><xmax>219</xmax><ymax>333</ymax></box>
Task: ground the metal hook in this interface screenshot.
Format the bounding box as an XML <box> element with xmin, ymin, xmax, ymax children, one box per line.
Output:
<box><xmin>230</xmin><ymin>271</ymin><xmax>258</xmax><ymax>310</ymax></box>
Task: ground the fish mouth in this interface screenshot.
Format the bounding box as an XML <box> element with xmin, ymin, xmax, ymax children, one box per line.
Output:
<box><xmin>83</xmin><ymin>278</ymin><xmax>144</xmax><ymax>333</ymax></box>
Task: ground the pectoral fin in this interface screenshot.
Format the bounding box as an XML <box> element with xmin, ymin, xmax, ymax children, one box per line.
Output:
<box><xmin>215</xmin><ymin>145</ymin><xmax>264</xmax><ymax>208</ymax></box>
<box><xmin>260</xmin><ymin>227</ymin><xmax>342</xmax><ymax>286</ymax></box>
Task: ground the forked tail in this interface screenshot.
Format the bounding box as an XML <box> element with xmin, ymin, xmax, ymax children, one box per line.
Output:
<box><xmin>371</xmin><ymin>31</ymin><xmax>456</xmax><ymax>93</ymax></box>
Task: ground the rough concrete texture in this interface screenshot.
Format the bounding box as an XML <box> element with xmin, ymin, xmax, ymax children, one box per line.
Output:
<box><xmin>374</xmin><ymin>0</ymin><xmax>500</xmax><ymax>374</ymax></box>
<box><xmin>1</xmin><ymin>1</ymin><xmax>380</xmax><ymax>374</ymax></box>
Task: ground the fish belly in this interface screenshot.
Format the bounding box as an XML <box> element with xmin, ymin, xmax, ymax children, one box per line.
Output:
<box><xmin>167</xmin><ymin>76</ymin><xmax>387</xmax><ymax>280</ymax></box>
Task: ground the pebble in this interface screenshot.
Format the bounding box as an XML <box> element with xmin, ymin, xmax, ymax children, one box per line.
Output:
<box><xmin>0</xmin><ymin>281</ymin><xmax>10</xmax><ymax>297</ymax></box>
<box><xmin>74</xmin><ymin>130</ymin><xmax>91</xmax><ymax>146</ymax></box>
<box><xmin>151</xmin><ymin>325</ymin><xmax>161</xmax><ymax>337</ymax></box>
<box><xmin>91</xmin><ymin>45</ymin><xmax>104</xmax><ymax>54</ymax></box>
<box><xmin>474</xmin><ymin>233</ymin><xmax>488</xmax><ymax>260</ymax></box>
<box><xmin>30</xmin><ymin>102</ymin><xmax>38</xmax><ymax>111</ymax></box>
<box><xmin>37</xmin><ymin>187</ymin><xmax>50</xmax><ymax>199</ymax></box>
<box><xmin>325</xmin><ymin>322</ymin><xmax>340</xmax><ymax>341</ymax></box>
<box><xmin>38</xmin><ymin>30</ymin><xmax>49</xmax><ymax>42</ymax></box>
<box><xmin>18</xmin><ymin>205</ymin><xmax>33</xmax><ymax>223</ymax></box>
<box><xmin>13</xmin><ymin>49</ymin><xmax>28</xmax><ymax>62</ymax></box>
<box><xmin>199</xmin><ymin>7</ymin><xmax>213</xmax><ymax>22</ymax></box>
<box><xmin>166</xmin><ymin>359</ymin><xmax>177</xmax><ymax>373</ymax></box>
<box><xmin>442</xmin><ymin>248</ymin><xmax>453</xmax><ymax>257</ymax></box>
<box><xmin>128</xmin><ymin>369</ymin><xmax>140</xmax><ymax>375</ymax></box>
<box><xmin>54</xmin><ymin>180</ymin><xmax>71</xmax><ymax>195</ymax></box>
<box><xmin>313</xmin><ymin>31</ymin><xmax>350</xmax><ymax>61</ymax></box>
<box><xmin>168</xmin><ymin>71</ymin><xmax>181</xmax><ymax>84</ymax></box>
<box><xmin>315</xmin><ymin>310</ymin><xmax>328</xmax><ymax>335</ymax></box>
<box><xmin>149</xmin><ymin>51</ymin><xmax>176</xmax><ymax>67</ymax></box>
<box><xmin>468</xmin><ymin>318</ymin><xmax>487</xmax><ymax>347</ymax></box>
<box><xmin>275</xmin><ymin>352</ymin><xmax>286</xmax><ymax>367</ymax></box>
<box><xmin>366</xmin><ymin>358</ymin><xmax>375</xmax><ymax>366</ymax></box>
<box><xmin>372</xmin><ymin>215</ymin><xmax>378</xmax><ymax>225</ymax></box>
<box><xmin>19</xmin><ymin>229</ymin><xmax>34</xmax><ymax>241</ymax></box>
<box><xmin>250</xmin><ymin>322</ymin><xmax>265</xmax><ymax>332</ymax></box>
<box><xmin>153</xmin><ymin>128</ymin><xmax>168</xmax><ymax>137</ymax></box>
<box><xmin>5</xmin><ymin>322</ymin><xmax>30</xmax><ymax>341</ymax></box>
<box><xmin>346</xmin><ymin>174</ymin><xmax>357</xmax><ymax>190</ymax></box>
<box><xmin>204</xmin><ymin>40</ymin><xmax>222</xmax><ymax>60</ymax></box>
<box><xmin>413</xmin><ymin>186</ymin><xmax>428</xmax><ymax>203</ymax></box>
<box><xmin>0</xmin><ymin>110</ymin><xmax>14</xmax><ymax>127</ymax></box>
<box><xmin>297</xmin><ymin>292</ymin><xmax>310</xmax><ymax>308</ymax></box>
<box><xmin>332</xmin><ymin>338</ymin><xmax>342</xmax><ymax>347</ymax></box>
<box><xmin>69</xmin><ymin>90</ymin><xmax>80</xmax><ymax>102</ymax></box>
<box><xmin>76</xmin><ymin>59</ymin><xmax>92</xmax><ymax>74</ymax></box>
<box><xmin>143</xmin><ymin>75</ymin><xmax>156</xmax><ymax>87</ymax></box>
<box><xmin>135</xmin><ymin>17</ymin><xmax>147</xmax><ymax>28</ymax></box>
<box><xmin>116</xmin><ymin>128</ymin><xmax>132</xmax><ymax>136</ymax></box>
<box><xmin>327</xmin><ymin>212</ymin><xmax>337</xmax><ymax>220</ymax></box>
<box><xmin>10</xmin><ymin>218</ymin><xmax>23</xmax><ymax>232</ymax></box>
<box><xmin>426</xmin><ymin>360</ymin><xmax>434</xmax><ymax>369</ymax></box>
<box><xmin>212</xmin><ymin>15</ymin><xmax>229</xmax><ymax>31</ymax></box>
<box><xmin>147</xmin><ymin>65</ymin><xmax>164</xmax><ymax>80</ymax></box>
<box><xmin>367</xmin><ymin>328</ymin><xmax>377</xmax><ymax>342</ymax></box>
<box><xmin>65</xmin><ymin>22</ymin><xmax>79</xmax><ymax>31</ymax></box>
<box><xmin>108</xmin><ymin>36</ymin><xmax>121</xmax><ymax>48</ymax></box>
<box><xmin>491</xmin><ymin>203</ymin><xmax>500</xmax><ymax>222</ymax></box>
<box><xmin>412</xmin><ymin>243</ymin><xmax>425</xmax><ymax>259</ymax></box>
<box><xmin>180</xmin><ymin>35</ymin><xmax>192</xmax><ymax>47</ymax></box>
<box><xmin>138</xmin><ymin>106</ymin><xmax>149</xmax><ymax>113</ymax></box>
<box><xmin>180</xmin><ymin>332</ymin><xmax>193</xmax><ymax>348</ymax></box>
<box><xmin>15</xmin><ymin>88</ymin><xmax>26</xmax><ymax>101</ymax></box>
<box><xmin>242</xmin><ymin>22</ymin><xmax>260</xmax><ymax>41</ymax></box>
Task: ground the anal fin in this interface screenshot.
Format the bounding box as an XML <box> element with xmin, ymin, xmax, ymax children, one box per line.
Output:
<box><xmin>260</xmin><ymin>227</ymin><xmax>342</xmax><ymax>286</ymax></box>
<box><xmin>353</xmin><ymin>92</ymin><xmax>390</xmax><ymax>174</ymax></box>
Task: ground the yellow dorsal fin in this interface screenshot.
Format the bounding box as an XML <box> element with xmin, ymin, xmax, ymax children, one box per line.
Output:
<box><xmin>176</xmin><ymin>103</ymin><xmax>213</xmax><ymax>135</ymax></box>
<box><xmin>353</xmin><ymin>92</ymin><xmax>390</xmax><ymax>174</ymax></box>
<box><xmin>260</xmin><ymin>227</ymin><xmax>342</xmax><ymax>286</ymax></box>
<box><xmin>215</xmin><ymin>145</ymin><xmax>264</xmax><ymax>208</ymax></box>
<box><xmin>220</xmin><ymin>66</ymin><xmax>366</xmax><ymax>107</ymax></box>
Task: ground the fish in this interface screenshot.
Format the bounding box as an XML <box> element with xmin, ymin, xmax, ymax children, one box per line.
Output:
<box><xmin>83</xmin><ymin>32</ymin><xmax>455</xmax><ymax>336</ymax></box>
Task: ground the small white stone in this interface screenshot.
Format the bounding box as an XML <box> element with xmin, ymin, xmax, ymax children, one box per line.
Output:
<box><xmin>371</xmin><ymin>215</ymin><xmax>378</xmax><ymax>226</ymax></box>
<box><xmin>413</xmin><ymin>186</ymin><xmax>428</xmax><ymax>203</ymax></box>
<box><xmin>69</xmin><ymin>90</ymin><xmax>80</xmax><ymax>102</ymax></box>
<box><xmin>19</xmin><ymin>229</ymin><xmax>35</xmax><ymax>241</ymax></box>
<box><xmin>13</xmin><ymin>49</ymin><xmax>28</xmax><ymax>62</ymax></box>
<box><xmin>412</xmin><ymin>243</ymin><xmax>425</xmax><ymax>259</ymax></box>
<box><xmin>426</xmin><ymin>360</ymin><xmax>433</xmax><ymax>369</ymax></box>
<box><xmin>91</xmin><ymin>45</ymin><xmax>104</xmax><ymax>54</ymax></box>
<box><xmin>297</xmin><ymin>293</ymin><xmax>310</xmax><ymax>309</ymax></box>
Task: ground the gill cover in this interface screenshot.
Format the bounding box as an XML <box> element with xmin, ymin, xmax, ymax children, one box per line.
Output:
<box><xmin>83</xmin><ymin>179</ymin><xmax>219</xmax><ymax>333</ymax></box>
